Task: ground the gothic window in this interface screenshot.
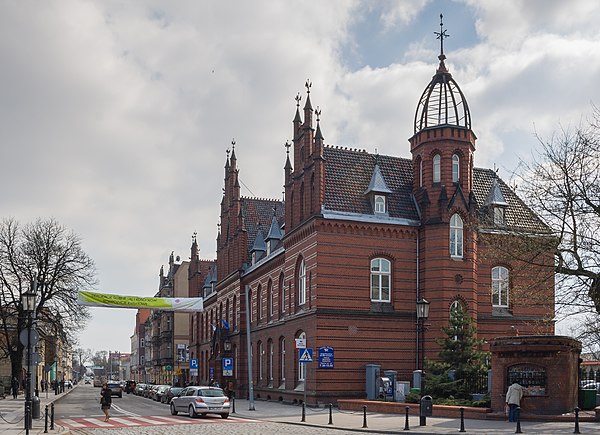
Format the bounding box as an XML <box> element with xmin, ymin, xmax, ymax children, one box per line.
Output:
<box><xmin>258</xmin><ymin>341</ymin><xmax>264</xmax><ymax>382</ymax></box>
<box><xmin>452</xmin><ymin>154</ymin><xmax>460</xmax><ymax>183</ymax></box>
<box><xmin>279</xmin><ymin>273</ymin><xmax>285</xmax><ymax>315</ymax></box>
<box><xmin>374</xmin><ymin>195</ymin><xmax>386</xmax><ymax>214</ymax></box>
<box><xmin>280</xmin><ymin>337</ymin><xmax>286</xmax><ymax>383</ymax></box>
<box><xmin>298</xmin><ymin>259</ymin><xmax>306</xmax><ymax>306</ymax></box>
<box><xmin>267</xmin><ymin>280</ymin><xmax>273</xmax><ymax>321</ymax></box>
<box><xmin>297</xmin><ymin>331</ymin><xmax>306</xmax><ymax>383</ymax></box>
<box><xmin>257</xmin><ymin>285</ymin><xmax>263</xmax><ymax>322</ymax></box>
<box><xmin>450</xmin><ymin>214</ymin><xmax>464</xmax><ymax>258</ymax></box>
<box><xmin>492</xmin><ymin>266</ymin><xmax>509</xmax><ymax>307</ymax></box>
<box><xmin>268</xmin><ymin>339</ymin><xmax>274</xmax><ymax>383</ymax></box>
<box><xmin>370</xmin><ymin>258</ymin><xmax>391</xmax><ymax>302</ymax></box>
<box><xmin>433</xmin><ymin>154</ymin><xmax>441</xmax><ymax>183</ymax></box>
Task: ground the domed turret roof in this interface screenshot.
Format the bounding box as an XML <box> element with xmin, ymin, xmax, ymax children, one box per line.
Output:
<box><xmin>414</xmin><ymin>16</ymin><xmax>471</xmax><ymax>134</ymax></box>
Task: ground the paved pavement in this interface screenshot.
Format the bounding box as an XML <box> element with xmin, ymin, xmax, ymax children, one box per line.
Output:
<box><xmin>2</xmin><ymin>388</ymin><xmax>598</xmax><ymax>434</ymax></box>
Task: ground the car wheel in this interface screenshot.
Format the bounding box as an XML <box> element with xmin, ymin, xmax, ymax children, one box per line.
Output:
<box><xmin>170</xmin><ymin>403</ymin><xmax>178</xmax><ymax>415</ymax></box>
<box><xmin>221</xmin><ymin>413</ymin><xmax>229</xmax><ymax>419</ymax></box>
<box><xmin>188</xmin><ymin>405</ymin><xmax>197</xmax><ymax>418</ymax></box>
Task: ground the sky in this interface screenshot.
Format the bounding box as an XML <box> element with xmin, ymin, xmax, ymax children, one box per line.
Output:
<box><xmin>2</xmin><ymin>0</ymin><xmax>600</xmax><ymax>354</ymax></box>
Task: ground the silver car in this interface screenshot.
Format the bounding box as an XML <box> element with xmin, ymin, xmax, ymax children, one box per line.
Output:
<box><xmin>170</xmin><ymin>386</ymin><xmax>230</xmax><ymax>419</ymax></box>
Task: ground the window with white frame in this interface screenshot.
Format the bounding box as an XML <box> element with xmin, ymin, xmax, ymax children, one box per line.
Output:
<box><xmin>268</xmin><ymin>340</ymin><xmax>274</xmax><ymax>382</ymax></box>
<box><xmin>280</xmin><ymin>338</ymin><xmax>286</xmax><ymax>382</ymax></box>
<box><xmin>452</xmin><ymin>154</ymin><xmax>460</xmax><ymax>183</ymax></box>
<box><xmin>268</xmin><ymin>280</ymin><xmax>273</xmax><ymax>320</ymax></box>
<box><xmin>433</xmin><ymin>154</ymin><xmax>441</xmax><ymax>183</ymax></box>
<box><xmin>370</xmin><ymin>258</ymin><xmax>391</xmax><ymax>302</ymax></box>
<box><xmin>257</xmin><ymin>285</ymin><xmax>263</xmax><ymax>321</ymax></box>
<box><xmin>297</xmin><ymin>332</ymin><xmax>306</xmax><ymax>382</ymax></box>
<box><xmin>298</xmin><ymin>259</ymin><xmax>306</xmax><ymax>305</ymax></box>
<box><xmin>374</xmin><ymin>195</ymin><xmax>386</xmax><ymax>214</ymax></box>
<box><xmin>279</xmin><ymin>274</ymin><xmax>286</xmax><ymax>315</ymax></box>
<box><xmin>258</xmin><ymin>341</ymin><xmax>264</xmax><ymax>381</ymax></box>
<box><xmin>450</xmin><ymin>214</ymin><xmax>464</xmax><ymax>258</ymax></box>
<box><xmin>492</xmin><ymin>266</ymin><xmax>509</xmax><ymax>307</ymax></box>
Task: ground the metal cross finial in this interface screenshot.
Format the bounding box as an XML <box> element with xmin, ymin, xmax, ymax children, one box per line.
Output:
<box><xmin>192</xmin><ymin>231</ymin><xmax>197</xmax><ymax>242</ymax></box>
<box><xmin>231</xmin><ymin>139</ymin><xmax>236</xmax><ymax>150</ymax></box>
<box><xmin>315</xmin><ymin>106</ymin><xmax>321</xmax><ymax>122</ymax></box>
<box><xmin>226</xmin><ymin>148</ymin><xmax>230</xmax><ymax>158</ymax></box>
<box><xmin>285</xmin><ymin>140</ymin><xmax>291</xmax><ymax>155</ymax></box>
<box><xmin>434</xmin><ymin>13</ymin><xmax>449</xmax><ymax>56</ymax></box>
<box><xmin>295</xmin><ymin>92</ymin><xmax>302</xmax><ymax>107</ymax></box>
<box><xmin>305</xmin><ymin>79</ymin><xmax>312</xmax><ymax>93</ymax></box>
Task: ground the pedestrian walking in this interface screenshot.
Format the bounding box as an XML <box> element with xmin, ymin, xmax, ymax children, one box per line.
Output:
<box><xmin>100</xmin><ymin>383</ymin><xmax>112</xmax><ymax>421</ymax></box>
<box><xmin>11</xmin><ymin>377</ymin><xmax>19</xmax><ymax>399</ymax></box>
<box><xmin>505</xmin><ymin>381</ymin><xmax>524</xmax><ymax>422</ymax></box>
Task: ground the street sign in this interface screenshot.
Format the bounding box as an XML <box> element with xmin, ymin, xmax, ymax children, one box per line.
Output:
<box><xmin>295</xmin><ymin>338</ymin><xmax>306</xmax><ymax>349</ymax></box>
<box><xmin>190</xmin><ymin>368</ymin><xmax>198</xmax><ymax>376</ymax></box>
<box><xmin>31</xmin><ymin>351</ymin><xmax>42</xmax><ymax>365</ymax></box>
<box><xmin>222</xmin><ymin>357</ymin><xmax>233</xmax><ymax>376</ymax></box>
<box><xmin>19</xmin><ymin>328</ymin><xmax>39</xmax><ymax>347</ymax></box>
<box><xmin>299</xmin><ymin>348</ymin><xmax>313</xmax><ymax>363</ymax></box>
<box><xmin>318</xmin><ymin>346</ymin><xmax>334</xmax><ymax>369</ymax></box>
<box><xmin>190</xmin><ymin>358</ymin><xmax>198</xmax><ymax>369</ymax></box>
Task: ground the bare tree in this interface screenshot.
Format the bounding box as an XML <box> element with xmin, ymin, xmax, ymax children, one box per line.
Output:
<box><xmin>0</xmin><ymin>217</ymin><xmax>96</xmax><ymax>381</ymax></box>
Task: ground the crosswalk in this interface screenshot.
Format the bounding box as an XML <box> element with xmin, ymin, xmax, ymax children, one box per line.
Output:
<box><xmin>58</xmin><ymin>414</ymin><xmax>257</xmax><ymax>429</ymax></box>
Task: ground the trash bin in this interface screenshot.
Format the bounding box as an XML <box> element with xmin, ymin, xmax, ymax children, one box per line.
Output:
<box><xmin>420</xmin><ymin>395</ymin><xmax>433</xmax><ymax>417</ymax></box>
<box><xmin>580</xmin><ymin>389</ymin><xmax>596</xmax><ymax>410</ymax></box>
<box><xmin>32</xmin><ymin>396</ymin><xmax>40</xmax><ymax>419</ymax></box>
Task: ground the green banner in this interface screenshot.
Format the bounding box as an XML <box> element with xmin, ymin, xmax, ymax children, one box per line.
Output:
<box><xmin>77</xmin><ymin>291</ymin><xmax>203</xmax><ymax>312</ymax></box>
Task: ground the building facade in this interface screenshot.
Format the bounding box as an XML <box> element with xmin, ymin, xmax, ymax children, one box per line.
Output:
<box><xmin>188</xmin><ymin>44</ymin><xmax>555</xmax><ymax>404</ymax></box>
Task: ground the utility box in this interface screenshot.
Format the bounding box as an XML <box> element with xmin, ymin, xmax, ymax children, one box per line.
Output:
<box><xmin>395</xmin><ymin>381</ymin><xmax>411</xmax><ymax>402</ymax></box>
<box><xmin>377</xmin><ymin>377</ymin><xmax>391</xmax><ymax>400</ymax></box>
<box><xmin>420</xmin><ymin>395</ymin><xmax>433</xmax><ymax>417</ymax></box>
<box><xmin>413</xmin><ymin>369</ymin><xmax>423</xmax><ymax>390</ymax></box>
<box><xmin>365</xmin><ymin>364</ymin><xmax>381</xmax><ymax>400</ymax></box>
<box><xmin>383</xmin><ymin>370</ymin><xmax>397</xmax><ymax>401</ymax></box>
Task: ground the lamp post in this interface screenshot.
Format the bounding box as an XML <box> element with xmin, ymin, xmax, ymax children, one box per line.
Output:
<box><xmin>416</xmin><ymin>298</ymin><xmax>430</xmax><ymax>427</ymax></box>
<box><xmin>22</xmin><ymin>286</ymin><xmax>37</xmax><ymax>434</ymax></box>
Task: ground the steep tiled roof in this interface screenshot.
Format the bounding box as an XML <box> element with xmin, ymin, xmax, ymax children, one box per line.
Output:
<box><xmin>241</xmin><ymin>197</ymin><xmax>284</xmax><ymax>259</ymax></box>
<box><xmin>323</xmin><ymin>147</ymin><xmax>419</xmax><ymax>221</ymax></box>
<box><xmin>323</xmin><ymin>145</ymin><xmax>549</xmax><ymax>233</ymax></box>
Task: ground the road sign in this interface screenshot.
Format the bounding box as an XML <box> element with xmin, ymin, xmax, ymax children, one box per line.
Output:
<box><xmin>190</xmin><ymin>368</ymin><xmax>198</xmax><ymax>376</ymax></box>
<box><xmin>19</xmin><ymin>328</ymin><xmax>39</xmax><ymax>347</ymax></box>
<box><xmin>299</xmin><ymin>348</ymin><xmax>313</xmax><ymax>363</ymax></box>
<box><xmin>222</xmin><ymin>357</ymin><xmax>233</xmax><ymax>376</ymax></box>
<box><xmin>31</xmin><ymin>351</ymin><xmax>42</xmax><ymax>365</ymax></box>
<box><xmin>295</xmin><ymin>338</ymin><xmax>306</xmax><ymax>349</ymax></box>
<box><xmin>318</xmin><ymin>346</ymin><xmax>334</xmax><ymax>369</ymax></box>
<box><xmin>190</xmin><ymin>358</ymin><xmax>198</xmax><ymax>369</ymax></box>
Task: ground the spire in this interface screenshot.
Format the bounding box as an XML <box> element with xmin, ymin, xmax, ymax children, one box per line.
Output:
<box><xmin>266</xmin><ymin>213</ymin><xmax>283</xmax><ymax>242</ymax></box>
<box><xmin>315</xmin><ymin>106</ymin><xmax>324</xmax><ymax>141</ymax></box>
<box><xmin>434</xmin><ymin>13</ymin><xmax>450</xmax><ymax>73</ymax></box>
<box><xmin>191</xmin><ymin>232</ymin><xmax>198</xmax><ymax>259</ymax></box>
<box><xmin>225</xmin><ymin>148</ymin><xmax>230</xmax><ymax>170</ymax></box>
<box><xmin>303</xmin><ymin>79</ymin><xmax>313</xmax><ymax>111</ymax></box>
<box><xmin>230</xmin><ymin>139</ymin><xmax>237</xmax><ymax>168</ymax></box>
<box><xmin>294</xmin><ymin>92</ymin><xmax>302</xmax><ymax>123</ymax></box>
<box><xmin>284</xmin><ymin>140</ymin><xmax>292</xmax><ymax>171</ymax></box>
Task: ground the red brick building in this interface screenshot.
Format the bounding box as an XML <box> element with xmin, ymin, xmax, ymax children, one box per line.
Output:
<box><xmin>189</xmin><ymin>45</ymin><xmax>555</xmax><ymax>404</ymax></box>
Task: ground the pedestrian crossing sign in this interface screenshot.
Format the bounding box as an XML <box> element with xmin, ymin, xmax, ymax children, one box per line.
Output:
<box><xmin>299</xmin><ymin>348</ymin><xmax>313</xmax><ymax>363</ymax></box>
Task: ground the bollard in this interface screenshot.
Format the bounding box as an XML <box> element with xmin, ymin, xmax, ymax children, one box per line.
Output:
<box><xmin>459</xmin><ymin>407</ymin><xmax>465</xmax><ymax>432</ymax></box>
<box><xmin>44</xmin><ymin>405</ymin><xmax>48</xmax><ymax>433</ymax></box>
<box><xmin>328</xmin><ymin>403</ymin><xmax>333</xmax><ymax>425</ymax></box>
<box><xmin>25</xmin><ymin>401</ymin><xmax>31</xmax><ymax>432</ymax></box>
<box><xmin>301</xmin><ymin>402</ymin><xmax>306</xmax><ymax>422</ymax></box>
<box><xmin>232</xmin><ymin>397</ymin><xmax>236</xmax><ymax>414</ymax></box>
<box><xmin>574</xmin><ymin>406</ymin><xmax>580</xmax><ymax>434</ymax></box>
<box><xmin>50</xmin><ymin>403</ymin><xmax>54</xmax><ymax>430</ymax></box>
<box><xmin>362</xmin><ymin>405</ymin><xmax>368</xmax><ymax>428</ymax></box>
<box><xmin>515</xmin><ymin>407</ymin><xmax>522</xmax><ymax>434</ymax></box>
<box><xmin>404</xmin><ymin>406</ymin><xmax>410</xmax><ymax>431</ymax></box>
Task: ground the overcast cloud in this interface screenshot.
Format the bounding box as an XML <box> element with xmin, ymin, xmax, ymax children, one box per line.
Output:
<box><xmin>1</xmin><ymin>0</ymin><xmax>599</xmax><ymax>353</ymax></box>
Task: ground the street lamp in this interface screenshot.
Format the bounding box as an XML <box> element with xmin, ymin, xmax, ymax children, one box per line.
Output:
<box><xmin>21</xmin><ymin>286</ymin><xmax>37</xmax><ymax>434</ymax></box>
<box><xmin>416</xmin><ymin>298</ymin><xmax>430</xmax><ymax>427</ymax></box>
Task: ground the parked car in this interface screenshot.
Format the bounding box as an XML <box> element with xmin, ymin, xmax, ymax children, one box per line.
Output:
<box><xmin>134</xmin><ymin>383</ymin><xmax>146</xmax><ymax>395</ymax></box>
<box><xmin>144</xmin><ymin>384</ymin><xmax>158</xmax><ymax>398</ymax></box>
<box><xmin>125</xmin><ymin>380</ymin><xmax>136</xmax><ymax>394</ymax></box>
<box><xmin>162</xmin><ymin>386</ymin><xmax>184</xmax><ymax>404</ymax></box>
<box><xmin>170</xmin><ymin>386</ymin><xmax>230</xmax><ymax>419</ymax></box>
<box><xmin>107</xmin><ymin>381</ymin><xmax>123</xmax><ymax>398</ymax></box>
<box><xmin>154</xmin><ymin>385</ymin><xmax>170</xmax><ymax>402</ymax></box>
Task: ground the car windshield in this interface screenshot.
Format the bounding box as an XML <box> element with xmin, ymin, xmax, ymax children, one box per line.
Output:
<box><xmin>198</xmin><ymin>388</ymin><xmax>225</xmax><ymax>397</ymax></box>
<box><xmin>171</xmin><ymin>387</ymin><xmax>183</xmax><ymax>393</ymax></box>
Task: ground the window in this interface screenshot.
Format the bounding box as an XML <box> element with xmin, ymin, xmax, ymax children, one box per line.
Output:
<box><xmin>280</xmin><ymin>338</ymin><xmax>286</xmax><ymax>383</ymax></box>
<box><xmin>297</xmin><ymin>332</ymin><xmax>306</xmax><ymax>382</ymax></box>
<box><xmin>492</xmin><ymin>266</ymin><xmax>509</xmax><ymax>307</ymax></box>
<box><xmin>374</xmin><ymin>195</ymin><xmax>386</xmax><ymax>214</ymax></box>
<box><xmin>494</xmin><ymin>207</ymin><xmax>505</xmax><ymax>226</ymax></box>
<box><xmin>247</xmin><ymin>289</ymin><xmax>252</xmax><ymax>324</ymax></box>
<box><xmin>370</xmin><ymin>258</ymin><xmax>391</xmax><ymax>302</ymax></box>
<box><xmin>298</xmin><ymin>259</ymin><xmax>306</xmax><ymax>305</ymax></box>
<box><xmin>268</xmin><ymin>280</ymin><xmax>273</xmax><ymax>321</ymax></box>
<box><xmin>279</xmin><ymin>273</ymin><xmax>285</xmax><ymax>315</ymax></box>
<box><xmin>258</xmin><ymin>341</ymin><xmax>264</xmax><ymax>382</ymax></box>
<box><xmin>140</xmin><ymin>338</ymin><xmax>144</xmax><ymax>348</ymax></box>
<box><xmin>433</xmin><ymin>154</ymin><xmax>441</xmax><ymax>183</ymax></box>
<box><xmin>419</xmin><ymin>158</ymin><xmax>423</xmax><ymax>187</ymax></box>
<box><xmin>452</xmin><ymin>154</ymin><xmax>460</xmax><ymax>183</ymax></box>
<box><xmin>450</xmin><ymin>214</ymin><xmax>464</xmax><ymax>258</ymax></box>
<box><xmin>268</xmin><ymin>339</ymin><xmax>274</xmax><ymax>383</ymax></box>
<box><xmin>257</xmin><ymin>285</ymin><xmax>263</xmax><ymax>321</ymax></box>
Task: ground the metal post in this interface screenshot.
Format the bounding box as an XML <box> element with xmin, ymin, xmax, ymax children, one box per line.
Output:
<box><xmin>404</xmin><ymin>406</ymin><xmax>410</xmax><ymax>431</ymax></box>
<box><xmin>515</xmin><ymin>407</ymin><xmax>522</xmax><ymax>434</ymax></box>
<box><xmin>328</xmin><ymin>403</ymin><xmax>333</xmax><ymax>425</ymax></box>
<box><xmin>25</xmin><ymin>305</ymin><xmax>33</xmax><ymax>433</ymax></box>
<box><xmin>50</xmin><ymin>403</ymin><xmax>54</xmax><ymax>430</ymax></box>
<box><xmin>244</xmin><ymin>285</ymin><xmax>255</xmax><ymax>411</ymax></box>
<box><xmin>44</xmin><ymin>405</ymin><xmax>48</xmax><ymax>433</ymax></box>
<box><xmin>574</xmin><ymin>406</ymin><xmax>580</xmax><ymax>434</ymax></box>
<box><xmin>459</xmin><ymin>407</ymin><xmax>465</xmax><ymax>432</ymax></box>
<box><xmin>362</xmin><ymin>405</ymin><xmax>367</xmax><ymax>428</ymax></box>
<box><xmin>232</xmin><ymin>396</ymin><xmax>236</xmax><ymax>414</ymax></box>
<box><xmin>301</xmin><ymin>402</ymin><xmax>306</xmax><ymax>422</ymax></box>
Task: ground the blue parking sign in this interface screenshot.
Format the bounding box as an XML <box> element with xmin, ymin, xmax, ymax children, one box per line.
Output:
<box><xmin>190</xmin><ymin>358</ymin><xmax>198</xmax><ymax>369</ymax></box>
<box><xmin>222</xmin><ymin>357</ymin><xmax>233</xmax><ymax>376</ymax></box>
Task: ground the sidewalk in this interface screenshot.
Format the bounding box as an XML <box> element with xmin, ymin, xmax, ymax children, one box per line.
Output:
<box><xmin>0</xmin><ymin>387</ymin><xmax>74</xmax><ymax>435</ymax></box>
<box><xmin>231</xmin><ymin>398</ymin><xmax>599</xmax><ymax>434</ymax></box>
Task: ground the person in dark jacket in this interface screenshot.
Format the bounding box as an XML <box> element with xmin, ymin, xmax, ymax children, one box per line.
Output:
<box><xmin>11</xmin><ymin>377</ymin><xmax>19</xmax><ymax>399</ymax></box>
<box><xmin>100</xmin><ymin>383</ymin><xmax>112</xmax><ymax>421</ymax></box>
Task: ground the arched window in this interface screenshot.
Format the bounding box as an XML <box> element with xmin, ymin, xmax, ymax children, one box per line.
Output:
<box><xmin>492</xmin><ymin>266</ymin><xmax>509</xmax><ymax>307</ymax></box>
<box><xmin>233</xmin><ymin>295</ymin><xmax>237</xmax><ymax>331</ymax></box>
<box><xmin>268</xmin><ymin>339</ymin><xmax>274</xmax><ymax>383</ymax></box>
<box><xmin>258</xmin><ymin>341</ymin><xmax>264</xmax><ymax>382</ymax></box>
<box><xmin>419</xmin><ymin>158</ymin><xmax>423</xmax><ymax>187</ymax></box>
<box><xmin>279</xmin><ymin>337</ymin><xmax>286</xmax><ymax>384</ymax></box>
<box><xmin>433</xmin><ymin>154</ymin><xmax>441</xmax><ymax>183</ymax></box>
<box><xmin>297</xmin><ymin>331</ymin><xmax>306</xmax><ymax>383</ymax></box>
<box><xmin>370</xmin><ymin>258</ymin><xmax>391</xmax><ymax>302</ymax></box>
<box><xmin>452</xmin><ymin>154</ymin><xmax>460</xmax><ymax>183</ymax></box>
<box><xmin>374</xmin><ymin>195</ymin><xmax>386</xmax><ymax>214</ymax></box>
<box><xmin>267</xmin><ymin>280</ymin><xmax>273</xmax><ymax>321</ymax></box>
<box><xmin>257</xmin><ymin>284</ymin><xmax>263</xmax><ymax>322</ymax></box>
<box><xmin>279</xmin><ymin>273</ymin><xmax>285</xmax><ymax>316</ymax></box>
<box><xmin>450</xmin><ymin>214</ymin><xmax>464</xmax><ymax>258</ymax></box>
<box><xmin>298</xmin><ymin>259</ymin><xmax>306</xmax><ymax>306</ymax></box>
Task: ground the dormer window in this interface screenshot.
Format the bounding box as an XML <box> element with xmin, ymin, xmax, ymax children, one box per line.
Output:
<box><xmin>433</xmin><ymin>154</ymin><xmax>441</xmax><ymax>183</ymax></box>
<box><xmin>374</xmin><ymin>195</ymin><xmax>386</xmax><ymax>214</ymax></box>
<box><xmin>494</xmin><ymin>207</ymin><xmax>505</xmax><ymax>226</ymax></box>
<box><xmin>452</xmin><ymin>154</ymin><xmax>460</xmax><ymax>183</ymax></box>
